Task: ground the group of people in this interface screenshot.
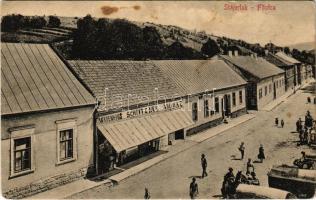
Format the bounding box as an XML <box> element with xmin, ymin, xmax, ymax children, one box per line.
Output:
<box><xmin>238</xmin><ymin>142</ymin><xmax>265</xmax><ymax>163</ymax></box>
<box><xmin>275</xmin><ymin>117</ymin><xmax>285</xmax><ymax>128</ymax></box>
<box><xmin>296</xmin><ymin>110</ymin><xmax>314</xmax><ymax>145</ymax></box>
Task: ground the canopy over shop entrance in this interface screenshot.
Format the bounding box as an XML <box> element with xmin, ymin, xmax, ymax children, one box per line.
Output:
<box><xmin>97</xmin><ymin>110</ymin><xmax>194</xmax><ymax>152</ymax></box>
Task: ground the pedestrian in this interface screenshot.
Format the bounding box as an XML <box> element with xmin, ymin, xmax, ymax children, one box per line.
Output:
<box><xmin>238</xmin><ymin>142</ymin><xmax>245</xmax><ymax>160</ymax></box>
<box><xmin>189</xmin><ymin>177</ymin><xmax>198</xmax><ymax>199</ymax></box>
<box><xmin>221</xmin><ymin>167</ymin><xmax>235</xmax><ymax>198</ymax></box>
<box><xmin>275</xmin><ymin>118</ymin><xmax>279</xmax><ymax>127</ymax></box>
<box><xmin>303</xmin><ymin>127</ymin><xmax>308</xmax><ymax>144</ymax></box>
<box><xmin>246</xmin><ymin>158</ymin><xmax>255</xmax><ymax>175</ymax></box>
<box><xmin>144</xmin><ymin>188</ymin><xmax>150</xmax><ymax>199</ymax></box>
<box><xmin>305</xmin><ymin>110</ymin><xmax>314</xmax><ymax>129</ymax></box>
<box><xmin>281</xmin><ymin>119</ymin><xmax>284</xmax><ymax>128</ymax></box>
<box><xmin>300</xmin><ymin>151</ymin><xmax>306</xmax><ymax>162</ymax></box>
<box><xmin>296</xmin><ymin>118</ymin><xmax>302</xmax><ymax>132</ymax></box>
<box><xmin>201</xmin><ymin>154</ymin><xmax>208</xmax><ymax>178</ymax></box>
<box><xmin>299</xmin><ymin>128</ymin><xmax>304</xmax><ymax>144</ymax></box>
<box><xmin>314</xmin><ymin>97</ymin><xmax>316</xmax><ymax>104</ymax></box>
<box><xmin>257</xmin><ymin>144</ymin><xmax>265</xmax><ymax>163</ymax></box>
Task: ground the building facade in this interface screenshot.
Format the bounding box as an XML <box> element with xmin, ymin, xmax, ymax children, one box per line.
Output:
<box><xmin>1</xmin><ymin>43</ymin><xmax>96</xmax><ymax>198</ymax></box>
<box><xmin>68</xmin><ymin>59</ymin><xmax>247</xmax><ymax>174</ymax></box>
<box><xmin>221</xmin><ymin>55</ymin><xmax>285</xmax><ymax>110</ymax></box>
<box><xmin>264</xmin><ymin>52</ymin><xmax>298</xmax><ymax>91</ymax></box>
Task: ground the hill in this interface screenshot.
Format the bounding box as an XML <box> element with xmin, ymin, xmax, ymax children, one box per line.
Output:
<box><xmin>288</xmin><ymin>41</ymin><xmax>315</xmax><ymax>51</ymax></box>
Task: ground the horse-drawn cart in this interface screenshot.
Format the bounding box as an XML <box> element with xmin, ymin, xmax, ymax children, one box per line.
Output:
<box><xmin>267</xmin><ymin>165</ymin><xmax>316</xmax><ymax>198</ymax></box>
<box><xmin>293</xmin><ymin>153</ymin><xmax>316</xmax><ymax>169</ymax></box>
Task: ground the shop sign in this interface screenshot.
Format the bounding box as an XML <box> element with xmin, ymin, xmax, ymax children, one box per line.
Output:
<box><xmin>98</xmin><ymin>100</ymin><xmax>183</xmax><ymax>124</ymax></box>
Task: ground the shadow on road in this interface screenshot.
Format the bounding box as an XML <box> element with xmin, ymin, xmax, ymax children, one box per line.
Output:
<box><xmin>188</xmin><ymin>175</ymin><xmax>202</xmax><ymax>179</ymax></box>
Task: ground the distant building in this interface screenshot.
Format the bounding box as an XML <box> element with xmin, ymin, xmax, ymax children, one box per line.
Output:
<box><xmin>1</xmin><ymin>43</ymin><xmax>96</xmax><ymax>198</ymax></box>
<box><xmin>221</xmin><ymin>55</ymin><xmax>285</xmax><ymax>110</ymax></box>
<box><xmin>264</xmin><ymin>52</ymin><xmax>298</xmax><ymax>91</ymax></box>
<box><xmin>68</xmin><ymin>59</ymin><xmax>247</xmax><ymax>174</ymax></box>
<box><xmin>266</xmin><ymin>51</ymin><xmax>313</xmax><ymax>89</ymax></box>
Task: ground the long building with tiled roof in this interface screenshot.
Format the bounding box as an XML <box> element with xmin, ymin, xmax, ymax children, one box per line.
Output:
<box><xmin>264</xmin><ymin>52</ymin><xmax>298</xmax><ymax>90</ymax></box>
<box><xmin>220</xmin><ymin>55</ymin><xmax>286</xmax><ymax>110</ymax></box>
<box><xmin>221</xmin><ymin>55</ymin><xmax>284</xmax><ymax>80</ymax></box>
<box><xmin>68</xmin><ymin>59</ymin><xmax>248</xmax><ymax>171</ymax></box>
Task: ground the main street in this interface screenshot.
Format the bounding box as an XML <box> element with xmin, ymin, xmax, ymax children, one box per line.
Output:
<box><xmin>71</xmin><ymin>83</ymin><xmax>316</xmax><ymax>199</ymax></box>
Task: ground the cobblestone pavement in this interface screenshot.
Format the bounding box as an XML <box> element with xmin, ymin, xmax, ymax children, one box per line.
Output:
<box><xmin>70</xmin><ymin>84</ymin><xmax>316</xmax><ymax>199</ymax></box>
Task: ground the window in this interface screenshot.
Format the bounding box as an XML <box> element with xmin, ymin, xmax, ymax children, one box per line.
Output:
<box><xmin>56</xmin><ymin>119</ymin><xmax>77</xmax><ymax>165</ymax></box>
<box><xmin>192</xmin><ymin>102</ymin><xmax>198</xmax><ymax>121</ymax></box>
<box><xmin>10</xmin><ymin>126</ymin><xmax>35</xmax><ymax>177</ymax></box>
<box><xmin>215</xmin><ymin>97</ymin><xmax>219</xmax><ymax>113</ymax></box>
<box><xmin>204</xmin><ymin>100</ymin><xmax>209</xmax><ymax>118</ymax></box>
<box><xmin>232</xmin><ymin>92</ymin><xmax>236</xmax><ymax>106</ymax></box>
<box><xmin>264</xmin><ymin>86</ymin><xmax>267</xmax><ymax>96</ymax></box>
<box><xmin>259</xmin><ymin>88</ymin><xmax>263</xmax><ymax>99</ymax></box>
<box><xmin>269</xmin><ymin>84</ymin><xmax>272</xmax><ymax>93</ymax></box>
<box><xmin>14</xmin><ymin>137</ymin><xmax>31</xmax><ymax>173</ymax></box>
<box><xmin>239</xmin><ymin>91</ymin><xmax>243</xmax><ymax>104</ymax></box>
<box><xmin>59</xmin><ymin>129</ymin><xmax>73</xmax><ymax>161</ymax></box>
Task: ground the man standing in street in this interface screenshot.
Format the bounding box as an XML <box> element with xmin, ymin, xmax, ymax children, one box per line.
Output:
<box><xmin>189</xmin><ymin>177</ymin><xmax>198</xmax><ymax>199</ymax></box>
<box><xmin>239</xmin><ymin>142</ymin><xmax>245</xmax><ymax>160</ymax></box>
<box><xmin>201</xmin><ymin>154</ymin><xmax>208</xmax><ymax>178</ymax></box>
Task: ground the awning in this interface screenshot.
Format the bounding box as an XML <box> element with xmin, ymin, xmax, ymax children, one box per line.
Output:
<box><xmin>97</xmin><ymin>110</ymin><xmax>194</xmax><ymax>152</ymax></box>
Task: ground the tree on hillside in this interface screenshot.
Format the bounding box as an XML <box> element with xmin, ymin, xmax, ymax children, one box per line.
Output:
<box><xmin>28</xmin><ymin>16</ymin><xmax>47</xmax><ymax>29</ymax></box>
<box><xmin>201</xmin><ymin>38</ymin><xmax>220</xmax><ymax>57</ymax></box>
<box><xmin>165</xmin><ymin>41</ymin><xmax>204</xmax><ymax>59</ymax></box>
<box><xmin>1</xmin><ymin>14</ymin><xmax>25</xmax><ymax>32</ymax></box>
<box><xmin>48</xmin><ymin>16</ymin><xmax>61</xmax><ymax>28</ymax></box>
<box><xmin>142</xmin><ymin>26</ymin><xmax>164</xmax><ymax>58</ymax></box>
<box><xmin>284</xmin><ymin>47</ymin><xmax>290</xmax><ymax>54</ymax></box>
<box><xmin>72</xmin><ymin>15</ymin><xmax>98</xmax><ymax>58</ymax></box>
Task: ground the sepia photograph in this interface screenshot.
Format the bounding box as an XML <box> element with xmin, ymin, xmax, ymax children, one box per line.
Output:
<box><xmin>1</xmin><ymin>1</ymin><xmax>316</xmax><ymax>199</ymax></box>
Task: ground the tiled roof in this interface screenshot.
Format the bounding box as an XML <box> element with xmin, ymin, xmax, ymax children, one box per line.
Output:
<box><xmin>1</xmin><ymin>43</ymin><xmax>96</xmax><ymax>115</ymax></box>
<box><xmin>221</xmin><ymin>55</ymin><xmax>284</xmax><ymax>79</ymax></box>
<box><xmin>68</xmin><ymin>60</ymin><xmax>247</xmax><ymax>108</ymax></box>
<box><xmin>68</xmin><ymin>60</ymin><xmax>185</xmax><ymax>107</ymax></box>
<box><xmin>152</xmin><ymin>60</ymin><xmax>247</xmax><ymax>94</ymax></box>
<box><xmin>275</xmin><ymin>52</ymin><xmax>300</xmax><ymax>64</ymax></box>
<box><xmin>264</xmin><ymin>53</ymin><xmax>293</xmax><ymax>67</ymax></box>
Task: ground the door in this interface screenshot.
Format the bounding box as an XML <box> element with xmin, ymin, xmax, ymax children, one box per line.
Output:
<box><xmin>223</xmin><ymin>94</ymin><xmax>231</xmax><ymax>117</ymax></box>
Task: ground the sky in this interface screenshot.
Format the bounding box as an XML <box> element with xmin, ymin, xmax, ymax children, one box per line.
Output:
<box><xmin>1</xmin><ymin>1</ymin><xmax>315</xmax><ymax>46</ymax></box>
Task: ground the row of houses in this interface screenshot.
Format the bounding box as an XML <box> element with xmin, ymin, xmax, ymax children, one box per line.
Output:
<box><xmin>1</xmin><ymin>42</ymin><xmax>314</xmax><ymax>198</ymax></box>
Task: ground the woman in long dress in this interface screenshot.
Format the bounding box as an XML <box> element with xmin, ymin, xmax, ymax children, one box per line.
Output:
<box><xmin>257</xmin><ymin>144</ymin><xmax>265</xmax><ymax>163</ymax></box>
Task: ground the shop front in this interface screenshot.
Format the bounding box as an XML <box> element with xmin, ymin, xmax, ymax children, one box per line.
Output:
<box><xmin>96</xmin><ymin>101</ymin><xmax>194</xmax><ymax>173</ymax></box>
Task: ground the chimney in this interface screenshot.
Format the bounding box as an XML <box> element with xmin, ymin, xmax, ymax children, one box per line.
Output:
<box><xmin>234</xmin><ymin>50</ymin><xmax>238</xmax><ymax>56</ymax></box>
<box><xmin>228</xmin><ymin>51</ymin><xmax>233</xmax><ymax>57</ymax></box>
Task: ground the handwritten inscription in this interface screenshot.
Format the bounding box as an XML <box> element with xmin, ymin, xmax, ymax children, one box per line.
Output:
<box><xmin>224</xmin><ymin>3</ymin><xmax>276</xmax><ymax>12</ymax></box>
